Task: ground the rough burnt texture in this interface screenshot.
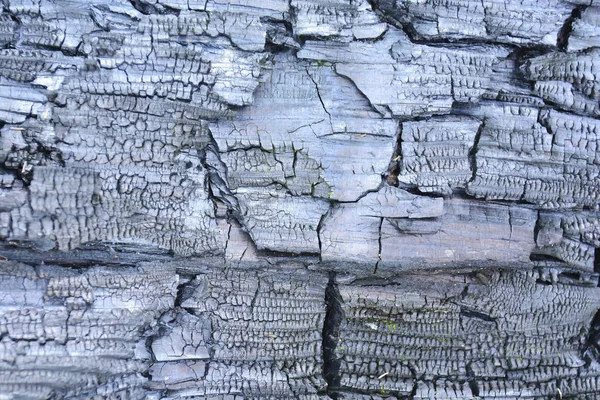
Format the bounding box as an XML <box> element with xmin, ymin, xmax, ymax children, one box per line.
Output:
<box><xmin>0</xmin><ymin>258</ymin><xmax>178</xmax><ymax>398</ymax></box>
<box><xmin>333</xmin><ymin>270</ymin><xmax>600</xmax><ymax>399</ymax></box>
<box><xmin>1</xmin><ymin>0</ymin><xmax>600</xmax><ymax>399</ymax></box>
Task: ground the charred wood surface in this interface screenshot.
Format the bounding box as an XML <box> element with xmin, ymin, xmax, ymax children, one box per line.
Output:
<box><xmin>1</xmin><ymin>0</ymin><xmax>600</xmax><ymax>398</ymax></box>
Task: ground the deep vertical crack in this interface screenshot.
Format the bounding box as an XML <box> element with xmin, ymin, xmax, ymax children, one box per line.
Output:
<box><xmin>584</xmin><ymin>307</ymin><xmax>600</xmax><ymax>365</ymax></box>
<box><xmin>557</xmin><ymin>5</ymin><xmax>587</xmax><ymax>50</ymax></box>
<box><xmin>467</xmin><ymin>118</ymin><xmax>485</xmax><ymax>184</ymax></box>
<box><xmin>386</xmin><ymin>122</ymin><xmax>402</xmax><ymax>186</ymax></box>
<box><xmin>322</xmin><ymin>272</ymin><xmax>343</xmax><ymax>397</ymax></box>
<box><xmin>374</xmin><ymin>217</ymin><xmax>384</xmax><ymax>275</ymax></box>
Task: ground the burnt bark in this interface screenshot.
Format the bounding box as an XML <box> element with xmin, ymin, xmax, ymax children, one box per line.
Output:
<box><xmin>1</xmin><ymin>0</ymin><xmax>600</xmax><ymax>398</ymax></box>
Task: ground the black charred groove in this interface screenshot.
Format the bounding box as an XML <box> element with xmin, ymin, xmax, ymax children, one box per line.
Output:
<box><xmin>254</xmin><ymin>248</ymin><xmax>322</xmax><ymax>258</ymax></box>
<box><xmin>466</xmin><ymin>363</ymin><xmax>480</xmax><ymax>397</ymax></box>
<box><xmin>373</xmin><ymin>217</ymin><xmax>384</xmax><ymax>274</ymax></box>
<box><xmin>323</xmin><ymin>272</ymin><xmax>344</xmax><ymax>392</ymax></box>
<box><xmin>0</xmin><ymin>244</ymin><xmax>166</xmax><ymax>267</ymax></box>
<box><xmin>536</xmin><ymin>277</ymin><xmax>553</xmax><ymax>286</ymax></box>
<box><xmin>173</xmin><ymin>273</ymin><xmax>198</xmax><ymax>308</ymax></box>
<box><xmin>530</xmin><ymin>253</ymin><xmax>564</xmax><ymax>263</ymax></box>
<box><xmin>557</xmin><ymin>5</ymin><xmax>587</xmax><ymax>50</ymax></box>
<box><xmin>460</xmin><ymin>307</ymin><xmax>497</xmax><ymax>322</ymax></box>
<box><xmin>386</xmin><ymin>123</ymin><xmax>403</xmax><ymax>186</ymax></box>
<box><xmin>128</xmin><ymin>0</ymin><xmax>181</xmax><ymax>15</ymax></box>
<box><xmin>585</xmin><ymin>308</ymin><xmax>600</xmax><ymax>359</ymax></box>
<box><xmin>468</xmin><ymin>119</ymin><xmax>485</xmax><ymax>185</ymax></box>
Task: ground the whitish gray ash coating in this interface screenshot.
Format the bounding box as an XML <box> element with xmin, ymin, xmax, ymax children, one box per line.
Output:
<box><xmin>1</xmin><ymin>0</ymin><xmax>600</xmax><ymax>398</ymax></box>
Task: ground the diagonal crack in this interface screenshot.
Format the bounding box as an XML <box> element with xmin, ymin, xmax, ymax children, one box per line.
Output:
<box><xmin>305</xmin><ymin>67</ymin><xmax>334</xmax><ymax>132</ymax></box>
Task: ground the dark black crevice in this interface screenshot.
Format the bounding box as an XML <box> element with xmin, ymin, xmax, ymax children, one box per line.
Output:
<box><xmin>385</xmin><ymin>123</ymin><xmax>402</xmax><ymax>186</ymax></box>
<box><xmin>264</xmin><ymin>19</ymin><xmax>299</xmax><ymax>54</ymax></box>
<box><xmin>316</xmin><ymin>206</ymin><xmax>332</xmax><ymax>261</ymax></box>
<box><xmin>508</xmin><ymin>45</ymin><xmax>554</xmax><ymax>82</ymax></box>
<box><xmin>254</xmin><ymin>247</ymin><xmax>321</xmax><ymax>259</ymax></box>
<box><xmin>128</xmin><ymin>0</ymin><xmax>180</xmax><ymax>15</ymax></box>
<box><xmin>200</xmin><ymin>136</ymin><xmax>240</xmax><ymax>213</ymax></box>
<box><xmin>532</xmin><ymin>209</ymin><xmax>542</xmax><ymax>245</ymax></box>
<box><xmin>395</xmin><ymin>183</ymin><xmax>446</xmax><ymax>199</ymax></box>
<box><xmin>557</xmin><ymin>5</ymin><xmax>587</xmax><ymax>51</ymax></box>
<box><xmin>460</xmin><ymin>307</ymin><xmax>496</xmax><ymax>322</ymax></box>
<box><xmin>174</xmin><ymin>273</ymin><xmax>198</xmax><ymax>308</ymax></box>
<box><xmin>584</xmin><ymin>308</ymin><xmax>600</xmax><ymax>365</ymax></box>
<box><xmin>466</xmin><ymin>363</ymin><xmax>480</xmax><ymax>397</ymax></box>
<box><xmin>0</xmin><ymin>242</ymin><xmax>171</xmax><ymax>268</ymax></box>
<box><xmin>535</xmin><ymin>277</ymin><xmax>553</xmax><ymax>286</ymax></box>
<box><xmin>322</xmin><ymin>272</ymin><xmax>343</xmax><ymax>396</ymax></box>
<box><xmin>373</xmin><ymin>217</ymin><xmax>384</xmax><ymax>275</ymax></box>
<box><xmin>594</xmin><ymin>247</ymin><xmax>600</xmax><ymax>274</ymax></box>
<box><xmin>264</xmin><ymin>39</ymin><xmax>293</xmax><ymax>55</ymax></box>
<box><xmin>530</xmin><ymin>253</ymin><xmax>564</xmax><ymax>263</ymax></box>
<box><xmin>467</xmin><ymin>119</ymin><xmax>485</xmax><ymax>185</ymax></box>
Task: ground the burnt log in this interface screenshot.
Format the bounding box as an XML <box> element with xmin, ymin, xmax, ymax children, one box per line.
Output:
<box><xmin>1</xmin><ymin>0</ymin><xmax>600</xmax><ymax>398</ymax></box>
